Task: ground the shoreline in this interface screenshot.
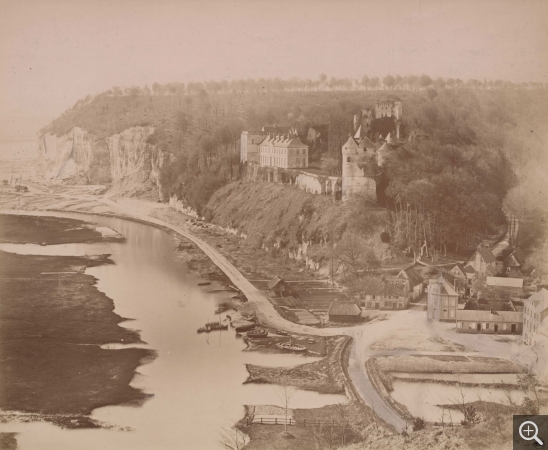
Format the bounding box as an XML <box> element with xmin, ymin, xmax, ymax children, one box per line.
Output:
<box><xmin>0</xmin><ymin>217</ymin><xmax>155</xmax><ymax>429</ymax></box>
<box><xmin>0</xmin><ymin>195</ymin><xmax>402</xmax><ymax>435</ymax></box>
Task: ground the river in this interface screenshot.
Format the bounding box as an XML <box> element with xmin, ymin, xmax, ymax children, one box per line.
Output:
<box><xmin>0</xmin><ymin>211</ymin><xmax>347</xmax><ymax>450</ymax></box>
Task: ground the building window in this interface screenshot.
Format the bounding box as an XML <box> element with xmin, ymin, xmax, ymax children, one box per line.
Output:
<box><xmin>347</xmin><ymin>157</ymin><xmax>351</xmax><ymax>162</ymax></box>
<box><xmin>486</xmin><ymin>323</ymin><xmax>489</xmax><ymax>329</ymax></box>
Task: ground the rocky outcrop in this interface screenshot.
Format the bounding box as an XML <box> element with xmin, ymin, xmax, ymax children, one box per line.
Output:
<box><xmin>36</xmin><ymin>126</ymin><xmax>168</xmax><ymax>198</ymax></box>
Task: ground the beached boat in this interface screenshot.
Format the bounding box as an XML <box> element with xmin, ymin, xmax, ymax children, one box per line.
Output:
<box><xmin>233</xmin><ymin>321</ymin><xmax>256</xmax><ymax>332</ymax></box>
<box><xmin>276</xmin><ymin>342</ymin><xmax>307</xmax><ymax>352</ymax></box>
<box><xmin>214</xmin><ymin>304</ymin><xmax>230</xmax><ymax>315</ymax></box>
<box><xmin>246</xmin><ymin>328</ymin><xmax>268</xmax><ymax>338</ymax></box>
<box><xmin>241</xmin><ymin>313</ymin><xmax>255</xmax><ymax>321</ymax></box>
<box><xmin>275</xmin><ymin>330</ymin><xmax>290</xmax><ymax>336</ymax></box>
<box><xmin>197</xmin><ymin>282</ymin><xmax>211</xmax><ymax>286</ymax></box>
<box><xmin>197</xmin><ymin>322</ymin><xmax>228</xmax><ymax>333</ymax></box>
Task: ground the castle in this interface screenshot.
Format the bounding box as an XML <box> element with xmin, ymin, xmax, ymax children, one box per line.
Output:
<box><xmin>239</xmin><ymin>100</ymin><xmax>402</xmax><ymax>203</ymax></box>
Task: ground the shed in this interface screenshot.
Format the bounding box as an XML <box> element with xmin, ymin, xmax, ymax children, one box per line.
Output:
<box><xmin>328</xmin><ymin>302</ymin><xmax>362</xmax><ymax>323</ymax></box>
<box><xmin>268</xmin><ymin>276</ymin><xmax>287</xmax><ymax>296</ymax></box>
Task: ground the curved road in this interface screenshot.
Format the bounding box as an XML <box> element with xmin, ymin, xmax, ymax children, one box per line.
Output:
<box><xmin>98</xmin><ymin>197</ymin><xmax>408</xmax><ymax>432</ymax></box>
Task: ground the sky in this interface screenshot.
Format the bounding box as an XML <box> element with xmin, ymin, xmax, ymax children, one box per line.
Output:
<box><xmin>1</xmin><ymin>0</ymin><xmax>547</xmax><ymax>139</ymax></box>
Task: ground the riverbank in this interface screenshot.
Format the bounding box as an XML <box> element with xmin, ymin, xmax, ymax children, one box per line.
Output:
<box><xmin>0</xmin><ymin>216</ymin><xmax>154</xmax><ymax>429</ymax></box>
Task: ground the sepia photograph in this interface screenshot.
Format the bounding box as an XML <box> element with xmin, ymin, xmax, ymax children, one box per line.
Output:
<box><xmin>0</xmin><ymin>0</ymin><xmax>547</xmax><ymax>449</ymax></box>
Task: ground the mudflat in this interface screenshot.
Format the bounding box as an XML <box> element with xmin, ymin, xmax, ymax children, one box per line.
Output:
<box><xmin>0</xmin><ymin>214</ymin><xmax>124</xmax><ymax>245</ymax></box>
<box><xmin>0</xmin><ymin>215</ymin><xmax>153</xmax><ymax>428</ymax></box>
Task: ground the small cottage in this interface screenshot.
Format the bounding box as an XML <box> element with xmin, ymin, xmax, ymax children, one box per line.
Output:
<box><xmin>328</xmin><ymin>302</ymin><xmax>362</xmax><ymax>323</ymax></box>
<box><xmin>397</xmin><ymin>266</ymin><xmax>424</xmax><ymax>301</ymax></box>
<box><xmin>268</xmin><ymin>276</ymin><xmax>287</xmax><ymax>297</ymax></box>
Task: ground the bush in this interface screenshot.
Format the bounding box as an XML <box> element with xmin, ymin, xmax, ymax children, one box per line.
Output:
<box><xmin>412</xmin><ymin>417</ymin><xmax>426</xmax><ymax>431</ymax></box>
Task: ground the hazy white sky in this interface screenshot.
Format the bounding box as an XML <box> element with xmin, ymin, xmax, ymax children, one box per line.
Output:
<box><xmin>1</xmin><ymin>0</ymin><xmax>547</xmax><ymax>139</ymax></box>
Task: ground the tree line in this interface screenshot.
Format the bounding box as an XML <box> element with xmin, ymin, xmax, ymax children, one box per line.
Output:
<box><xmin>66</xmin><ymin>74</ymin><xmax>546</xmax><ymax>113</ymax></box>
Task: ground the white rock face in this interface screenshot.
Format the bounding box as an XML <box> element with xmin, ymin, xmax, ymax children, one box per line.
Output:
<box><xmin>36</xmin><ymin>126</ymin><xmax>167</xmax><ymax>195</ymax></box>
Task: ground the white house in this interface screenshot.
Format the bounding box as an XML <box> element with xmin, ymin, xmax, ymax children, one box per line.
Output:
<box><xmin>523</xmin><ymin>288</ymin><xmax>548</xmax><ymax>345</ymax></box>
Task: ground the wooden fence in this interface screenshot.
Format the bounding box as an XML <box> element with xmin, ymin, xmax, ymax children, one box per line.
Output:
<box><xmin>247</xmin><ymin>417</ymin><xmax>340</xmax><ymax>428</ymax></box>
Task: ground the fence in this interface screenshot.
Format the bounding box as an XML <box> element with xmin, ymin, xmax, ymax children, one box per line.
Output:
<box><xmin>247</xmin><ymin>417</ymin><xmax>340</xmax><ymax>428</ymax></box>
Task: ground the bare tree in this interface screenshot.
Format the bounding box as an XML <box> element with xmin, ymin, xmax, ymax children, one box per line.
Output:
<box><xmin>276</xmin><ymin>385</ymin><xmax>294</xmax><ymax>434</ymax></box>
<box><xmin>219</xmin><ymin>427</ymin><xmax>247</xmax><ymax>450</ymax></box>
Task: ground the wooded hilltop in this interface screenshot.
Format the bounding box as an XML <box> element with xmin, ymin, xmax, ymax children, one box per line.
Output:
<box><xmin>38</xmin><ymin>74</ymin><xmax>548</xmax><ymax>278</ymax></box>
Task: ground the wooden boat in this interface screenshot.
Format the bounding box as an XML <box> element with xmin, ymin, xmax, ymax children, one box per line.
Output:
<box><xmin>276</xmin><ymin>330</ymin><xmax>290</xmax><ymax>336</ymax></box>
<box><xmin>234</xmin><ymin>321</ymin><xmax>256</xmax><ymax>332</ymax></box>
<box><xmin>276</xmin><ymin>342</ymin><xmax>307</xmax><ymax>352</ymax></box>
<box><xmin>197</xmin><ymin>322</ymin><xmax>228</xmax><ymax>333</ymax></box>
<box><xmin>246</xmin><ymin>328</ymin><xmax>268</xmax><ymax>339</ymax></box>
<box><xmin>197</xmin><ymin>282</ymin><xmax>211</xmax><ymax>286</ymax></box>
<box><xmin>241</xmin><ymin>313</ymin><xmax>255</xmax><ymax>321</ymax></box>
<box><xmin>214</xmin><ymin>304</ymin><xmax>230</xmax><ymax>315</ymax></box>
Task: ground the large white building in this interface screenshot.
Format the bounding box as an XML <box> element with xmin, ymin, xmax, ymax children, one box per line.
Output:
<box><xmin>523</xmin><ymin>288</ymin><xmax>548</xmax><ymax>345</ymax></box>
<box><xmin>257</xmin><ymin>134</ymin><xmax>308</xmax><ymax>169</ymax></box>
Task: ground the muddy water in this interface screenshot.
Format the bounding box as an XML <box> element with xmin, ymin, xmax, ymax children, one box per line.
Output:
<box><xmin>0</xmin><ymin>211</ymin><xmax>346</xmax><ymax>450</ymax></box>
<box><xmin>390</xmin><ymin>379</ymin><xmax>527</xmax><ymax>422</ymax></box>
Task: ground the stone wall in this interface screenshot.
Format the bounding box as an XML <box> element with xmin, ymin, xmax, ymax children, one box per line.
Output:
<box><xmin>241</xmin><ymin>163</ymin><xmax>341</xmax><ymax>199</ymax></box>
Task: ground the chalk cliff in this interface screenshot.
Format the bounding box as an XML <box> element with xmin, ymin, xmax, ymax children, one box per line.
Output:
<box><xmin>36</xmin><ymin>126</ymin><xmax>168</xmax><ymax>198</ymax></box>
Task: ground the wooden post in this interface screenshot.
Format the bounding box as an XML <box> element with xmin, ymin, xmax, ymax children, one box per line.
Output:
<box><xmin>260</xmin><ymin>417</ymin><xmax>263</xmax><ymax>424</ymax></box>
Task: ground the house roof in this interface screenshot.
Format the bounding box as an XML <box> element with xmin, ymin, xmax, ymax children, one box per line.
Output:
<box><xmin>485</xmin><ymin>265</ymin><xmax>497</xmax><ymax>276</ymax></box>
<box><xmin>328</xmin><ymin>301</ymin><xmax>361</xmax><ymax>316</ymax></box>
<box><xmin>463</xmin><ymin>264</ymin><xmax>476</xmax><ymax>274</ymax></box>
<box><xmin>451</xmin><ymin>264</ymin><xmax>466</xmax><ymax>278</ymax></box>
<box><xmin>361</xmin><ymin>278</ymin><xmax>385</xmax><ymax>295</ymax></box>
<box><xmin>398</xmin><ymin>267</ymin><xmax>423</xmax><ymax>288</ymax></box>
<box><xmin>486</xmin><ymin>277</ymin><xmax>524</xmax><ymax>288</ymax></box>
<box><xmin>433</xmin><ymin>275</ymin><xmax>459</xmax><ymax>297</ymax></box>
<box><xmin>268</xmin><ymin>276</ymin><xmax>285</xmax><ymax>290</ymax></box>
<box><xmin>361</xmin><ymin>277</ymin><xmax>408</xmax><ymax>297</ymax></box>
<box><xmin>525</xmin><ymin>289</ymin><xmax>548</xmax><ymax>314</ymax></box>
<box><xmin>478</xmin><ymin>246</ymin><xmax>496</xmax><ymax>263</ymax></box>
<box><xmin>512</xmin><ymin>247</ymin><xmax>526</xmax><ymax>264</ymax></box>
<box><xmin>456</xmin><ymin>309</ymin><xmax>523</xmax><ymax>323</ymax></box>
<box><xmin>504</xmin><ymin>254</ymin><xmax>522</xmax><ymax>267</ymax></box>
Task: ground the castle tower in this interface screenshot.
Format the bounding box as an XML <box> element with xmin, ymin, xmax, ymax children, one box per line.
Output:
<box><xmin>341</xmin><ymin>135</ymin><xmax>376</xmax><ymax>202</ymax></box>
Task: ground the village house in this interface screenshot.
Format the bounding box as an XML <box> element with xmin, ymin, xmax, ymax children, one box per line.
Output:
<box><xmin>328</xmin><ymin>301</ymin><xmax>362</xmax><ymax>323</ymax></box>
<box><xmin>469</xmin><ymin>245</ymin><xmax>501</xmax><ymax>276</ymax></box>
<box><xmin>360</xmin><ymin>277</ymin><xmax>409</xmax><ymax>310</ymax></box>
<box><xmin>456</xmin><ymin>309</ymin><xmax>523</xmax><ymax>334</ymax></box>
<box><xmin>427</xmin><ymin>276</ymin><xmax>459</xmax><ymax>321</ymax></box>
<box><xmin>523</xmin><ymin>288</ymin><xmax>548</xmax><ymax>345</ymax></box>
<box><xmin>397</xmin><ymin>266</ymin><xmax>424</xmax><ymax>300</ymax></box>
<box><xmin>504</xmin><ymin>247</ymin><xmax>526</xmax><ymax>274</ymax></box>
<box><xmin>448</xmin><ymin>263</ymin><xmax>476</xmax><ymax>297</ymax></box>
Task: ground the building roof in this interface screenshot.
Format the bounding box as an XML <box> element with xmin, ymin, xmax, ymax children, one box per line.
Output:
<box><xmin>486</xmin><ymin>277</ymin><xmax>524</xmax><ymax>288</ymax></box>
<box><xmin>361</xmin><ymin>278</ymin><xmax>385</xmax><ymax>295</ymax></box>
<box><xmin>485</xmin><ymin>265</ymin><xmax>497</xmax><ymax>276</ymax></box>
<box><xmin>398</xmin><ymin>267</ymin><xmax>423</xmax><ymax>288</ymax></box>
<box><xmin>512</xmin><ymin>247</ymin><xmax>526</xmax><ymax>264</ymax></box>
<box><xmin>451</xmin><ymin>264</ymin><xmax>466</xmax><ymax>278</ymax></box>
<box><xmin>328</xmin><ymin>301</ymin><xmax>361</xmax><ymax>316</ymax></box>
<box><xmin>504</xmin><ymin>254</ymin><xmax>522</xmax><ymax>268</ymax></box>
<box><xmin>525</xmin><ymin>288</ymin><xmax>548</xmax><ymax>313</ymax></box>
<box><xmin>477</xmin><ymin>246</ymin><xmax>496</xmax><ymax>263</ymax></box>
<box><xmin>358</xmin><ymin>136</ymin><xmax>377</xmax><ymax>150</ymax></box>
<box><xmin>456</xmin><ymin>309</ymin><xmax>523</xmax><ymax>323</ymax></box>
<box><xmin>343</xmin><ymin>135</ymin><xmax>359</xmax><ymax>149</ymax></box>
<box><xmin>259</xmin><ymin>134</ymin><xmax>308</xmax><ymax>149</ymax></box>
<box><xmin>361</xmin><ymin>277</ymin><xmax>408</xmax><ymax>297</ymax></box>
<box><xmin>268</xmin><ymin>276</ymin><xmax>285</xmax><ymax>290</ymax></box>
<box><xmin>463</xmin><ymin>264</ymin><xmax>476</xmax><ymax>274</ymax></box>
<box><xmin>432</xmin><ymin>276</ymin><xmax>459</xmax><ymax>297</ymax></box>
